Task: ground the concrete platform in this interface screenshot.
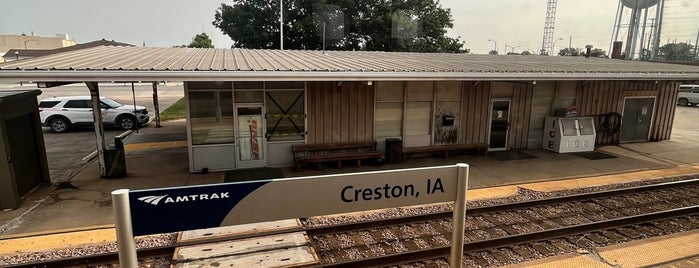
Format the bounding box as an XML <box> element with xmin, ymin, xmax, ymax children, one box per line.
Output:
<box><xmin>503</xmin><ymin>230</ymin><xmax>699</xmax><ymax>268</ymax></box>
<box><xmin>2</xmin><ymin>119</ymin><xmax>699</xmax><ymax>267</ymax></box>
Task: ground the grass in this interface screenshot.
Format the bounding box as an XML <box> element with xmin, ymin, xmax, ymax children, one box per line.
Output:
<box><xmin>158</xmin><ymin>97</ymin><xmax>186</xmax><ymax>121</ymax></box>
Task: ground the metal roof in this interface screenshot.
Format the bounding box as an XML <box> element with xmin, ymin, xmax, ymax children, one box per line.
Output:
<box><xmin>1</xmin><ymin>46</ymin><xmax>699</xmax><ymax>82</ymax></box>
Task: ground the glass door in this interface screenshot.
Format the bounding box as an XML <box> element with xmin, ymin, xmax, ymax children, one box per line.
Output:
<box><xmin>489</xmin><ymin>99</ymin><xmax>510</xmax><ymax>151</ymax></box>
<box><xmin>235</xmin><ymin>105</ymin><xmax>265</xmax><ymax>168</ymax></box>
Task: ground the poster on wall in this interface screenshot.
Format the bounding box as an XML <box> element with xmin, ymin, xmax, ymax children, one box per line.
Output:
<box><xmin>250</xmin><ymin>118</ymin><xmax>259</xmax><ymax>160</ymax></box>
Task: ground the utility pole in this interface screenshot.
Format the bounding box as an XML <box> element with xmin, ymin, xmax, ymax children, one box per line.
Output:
<box><xmin>280</xmin><ymin>0</ymin><xmax>284</xmax><ymax>50</ymax></box>
<box><xmin>569</xmin><ymin>35</ymin><xmax>572</xmax><ymax>49</ymax></box>
<box><xmin>695</xmin><ymin>28</ymin><xmax>699</xmax><ymax>60</ymax></box>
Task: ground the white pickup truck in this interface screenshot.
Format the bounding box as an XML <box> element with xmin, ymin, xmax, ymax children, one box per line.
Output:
<box><xmin>677</xmin><ymin>85</ymin><xmax>699</xmax><ymax>106</ymax></box>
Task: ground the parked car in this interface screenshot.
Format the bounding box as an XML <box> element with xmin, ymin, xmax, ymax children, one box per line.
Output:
<box><xmin>677</xmin><ymin>85</ymin><xmax>699</xmax><ymax>106</ymax></box>
<box><xmin>39</xmin><ymin>96</ymin><xmax>149</xmax><ymax>133</ymax></box>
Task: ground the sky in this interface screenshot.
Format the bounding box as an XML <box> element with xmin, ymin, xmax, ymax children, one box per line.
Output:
<box><xmin>1</xmin><ymin>0</ymin><xmax>698</xmax><ymax>55</ymax></box>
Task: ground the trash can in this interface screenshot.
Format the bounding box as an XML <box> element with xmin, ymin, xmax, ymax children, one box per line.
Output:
<box><xmin>104</xmin><ymin>136</ymin><xmax>126</xmax><ymax>178</ymax></box>
<box><xmin>385</xmin><ymin>138</ymin><xmax>403</xmax><ymax>164</ymax></box>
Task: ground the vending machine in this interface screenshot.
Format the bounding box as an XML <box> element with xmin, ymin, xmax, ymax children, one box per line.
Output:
<box><xmin>542</xmin><ymin>116</ymin><xmax>596</xmax><ymax>153</ymax></box>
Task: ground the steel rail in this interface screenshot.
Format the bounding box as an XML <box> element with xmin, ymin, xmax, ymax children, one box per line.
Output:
<box><xmin>310</xmin><ymin>206</ymin><xmax>699</xmax><ymax>267</ymax></box>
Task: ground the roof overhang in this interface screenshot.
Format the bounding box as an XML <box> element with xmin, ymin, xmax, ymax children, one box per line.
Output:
<box><xmin>1</xmin><ymin>70</ymin><xmax>698</xmax><ymax>82</ymax></box>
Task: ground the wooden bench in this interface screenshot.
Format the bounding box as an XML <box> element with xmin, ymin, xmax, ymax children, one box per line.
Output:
<box><xmin>402</xmin><ymin>143</ymin><xmax>489</xmax><ymax>161</ymax></box>
<box><xmin>292</xmin><ymin>141</ymin><xmax>382</xmax><ymax>171</ymax></box>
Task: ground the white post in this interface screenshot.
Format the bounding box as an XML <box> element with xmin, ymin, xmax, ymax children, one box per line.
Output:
<box><xmin>112</xmin><ymin>189</ymin><xmax>138</xmax><ymax>268</ymax></box>
<box><xmin>450</xmin><ymin>163</ymin><xmax>469</xmax><ymax>268</ymax></box>
<box><xmin>280</xmin><ymin>0</ymin><xmax>283</xmax><ymax>50</ymax></box>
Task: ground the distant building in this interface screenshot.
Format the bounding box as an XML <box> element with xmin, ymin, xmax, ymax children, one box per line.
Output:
<box><xmin>2</xmin><ymin>39</ymin><xmax>133</xmax><ymax>62</ymax></box>
<box><xmin>0</xmin><ymin>32</ymin><xmax>76</xmax><ymax>55</ymax></box>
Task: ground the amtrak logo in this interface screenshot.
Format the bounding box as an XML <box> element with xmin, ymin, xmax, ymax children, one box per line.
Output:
<box><xmin>138</xmin><ymin>195</ymin><xmax>169</xmax><ymax>205</ymax></box>
<box><xmin>137</xmin><ymin>192</ymin><xmax>231</xmax><ymax>206</ymax></box>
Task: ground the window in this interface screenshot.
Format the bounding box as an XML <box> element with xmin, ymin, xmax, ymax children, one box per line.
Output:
<box><xmin>64</xmin><ymin>100</ymin><xmax>90</xmax><ymax>108</ymax></box>
<box><xmin>405</xmin><ymin>102</ymin><xmax>432</xmax><ymax>135</ymax></box>
<box><xmin>405</xmin><ymin>81</ymin><xmax>434</xmax><ymax>136</ymax></box>
<box><xmin>265</xmin><ymin>90</ymin><xmax>305</xmax><ymax>141</ymax></box>
<box><xmin>39</xmin><ymin>101</ymin><xmax>60</xmax><ymax>108</ymax></box>
<box><xmin>375</xmin><ymin>102</ymin><xmax>402</xmax><ymax>137</ymax></box>
<box><xmin>234</xmin><ymin>91</ymin><xmax>264</xmax><ymax>103</ymax></box>
<box><xmin>189</xmin><ymin>91</ymin><xmax>235</xmax><ymax>145</ymax></box>
<box><xmin>560</xmin><ymin>118</ymin><xmax>578</xmax><ymax>136</ymax></box>
<box><xmin>375</xmin><ymin>82</ymin><xmax>404</xmax><ymax>137</ymax></box>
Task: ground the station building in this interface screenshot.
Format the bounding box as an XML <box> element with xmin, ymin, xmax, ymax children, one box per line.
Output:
<box><xmin>0</xmin><ymin>46</ymin><xmax>698</xmax><ymax>173</ymax></box>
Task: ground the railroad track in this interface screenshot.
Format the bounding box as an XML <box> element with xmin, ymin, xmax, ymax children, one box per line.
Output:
<box><xmin>4</xmin><ymin>178</ymin><xmax>698</xmax><ymax>267</ymax></box>
<box><xmin>304</xmin><ymin>178</ymin><xmax>699</xmax><ymax>267</ymax></box>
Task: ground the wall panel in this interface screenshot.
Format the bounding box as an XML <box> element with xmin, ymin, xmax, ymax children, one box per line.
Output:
<box><xmin>306</xmin><ymin>81</ymin><xmax>375</xmax><ymax>144</ymax></box>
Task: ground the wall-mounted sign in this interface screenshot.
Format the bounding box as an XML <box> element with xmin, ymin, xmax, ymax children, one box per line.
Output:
<box><xmin>566</xmin><ymin>104</ymin><xmax>579</xmax><ymax>117</ymax></box>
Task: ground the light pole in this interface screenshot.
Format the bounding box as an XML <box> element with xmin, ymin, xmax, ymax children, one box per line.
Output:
<box><xmin>488</xmin><ymin>39</ymin><xmax>497</xmax><ymax>54</ymax></box>
<box><xmin>552</xmin><ymin>38</ymin><xmax>564</xmax><ymax>55</ymax></box>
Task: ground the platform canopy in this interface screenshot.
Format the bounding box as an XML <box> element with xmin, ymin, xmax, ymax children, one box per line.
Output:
<box><xmin>1</xmin><ymin>46</ymin><xmax>699</xmax><ymax>82</ymax></box>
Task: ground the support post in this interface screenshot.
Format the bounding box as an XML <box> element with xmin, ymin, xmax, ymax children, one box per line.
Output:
<box><xmin>652</xmin><ymin>0</ymin><xmax>665</xmax><ymax>61</ymax></box>
<box><xmin>450</xmin><ymin>163</ymin><xmax>469</xmax><ymax>268</ymax></box>
<box><xmin>112</xmin><ymin>189</ymin><xmax>138</xmax><ymax>268</ymax></box>
<box><xmin>152</xmin><ymin>82</ymin><xmax>161</xmax><ymax>127</ymax></box>
<box><xmin>86</xmin><ymin>82</ymin><xmax>107</xmax><ymax>177</ymax></box>
<box><xmin>131</xmin><ymin>82</ymin><xmax>139</xmax><ymax>133</ymax></box>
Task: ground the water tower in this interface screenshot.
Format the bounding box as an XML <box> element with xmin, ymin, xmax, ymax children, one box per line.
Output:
<box><xmin>610</xmin><ymin>0</ymin><xmax>663</xmax><ymax>60</ymax></box>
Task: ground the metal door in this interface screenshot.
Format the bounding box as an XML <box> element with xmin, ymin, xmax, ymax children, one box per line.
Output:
<box><xmin>7</xmin><ymin>113</ymin><xmax>43</xmax><ymax>196</ymax></box>
<box><xmin>489</xmin><ymin>99</ymin><xmax>510</xmax><ymax>151</ymax></box>
<box><xmin>621</xmin><ymin>98</ymin><xmax>654</xmax><ymax>142</ymax></box>
<box><xmin>235</xmin><ymin>105</ymin><xmax>266</xmax><ymax>168</ymax></box>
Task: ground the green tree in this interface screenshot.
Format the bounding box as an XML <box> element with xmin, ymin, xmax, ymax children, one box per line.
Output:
<box><xmin>212</xmin><ymin>0</ymin><xmax>466</xmax><ymax>52</ymax></box>
<box><xmin>658</xmin><ymin>42</ymin><xmax>695</xmax><ymax>62</ymax></box>
<box><xmin>589</xmin><ymin>48</ymin><xmax>607</xmax><ymax>58</ymax></box>
<box><xmin>558</xmin><ymin>47</ymin><xmax>580</xmax><ymax>56</ymax></box>
<box><xmin>188</xmin><ymin>33</ymin><xmax>214</xmax><ymax>48</ymax></box>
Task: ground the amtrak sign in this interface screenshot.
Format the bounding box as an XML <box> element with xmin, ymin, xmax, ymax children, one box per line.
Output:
<box><xmin>112</xmin><ymin>164</ymin><xmax>469</xmax><ymax>268</ymax></box>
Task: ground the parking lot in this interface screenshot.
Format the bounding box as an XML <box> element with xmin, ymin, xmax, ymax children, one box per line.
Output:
<box><xmin>1</xmin><ymin>82</ymin><xmax>184</xmax><ymax>182</ymax></box>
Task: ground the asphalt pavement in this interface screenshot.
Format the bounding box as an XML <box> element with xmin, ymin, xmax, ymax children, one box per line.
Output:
<box><xmin>0</xmin><ymin>82</ymin><xmax>185</xmax><ymax>183</ymax></box>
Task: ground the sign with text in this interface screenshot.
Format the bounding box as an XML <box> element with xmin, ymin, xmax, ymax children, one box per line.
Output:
<box><xmin>128</xmin><ymin>165</ymin><xmax>459</xmax><ymax>236</ymax></box>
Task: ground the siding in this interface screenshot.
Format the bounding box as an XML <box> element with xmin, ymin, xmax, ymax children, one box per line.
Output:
<box><xmin>509</xmin><ymin>83</ymin><xmax>534</xmax><ymax>149</ymax></box>
<box><xmin>461</xmin><ymin>82</ymin><xmax>491</xmax><ymax>144</ymax></box>
<box><xmin>306</xmin><ymin>81</ymin><xmax>374</xmax><ymax>144</ymax></box>
<box><xmin>576</xmin><ymin>81</ymin><xmax>679</xmax><ymax>144</ymax></box>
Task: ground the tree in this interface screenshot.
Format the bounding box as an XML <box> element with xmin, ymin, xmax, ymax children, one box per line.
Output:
<box><xmin>658</xmin><ymin>42</ymin><xmax>695</xmax><ymax>62</ymax></box>
<box><xmin>520</xmin><ymin>50</ymin><xmax>532</xmax><ymax>56</ymax></box>
<box><xmin>488</xmin><ymin>50</ymin><xmax>498</xmax><ymax>55</ymax></box>
<box><xmin>212</xmin><ymin>0</ymin><xmax>466</xmax><ymax>52</ymax></box>
<box><xmin>188</xmin><ymin>33</ymin><xmax>214</xmax><ymax>48</ymax></box>
<box><xmin>558</xmin><ymin>47</ymin><xmax>580</xmax><ymax>56</ymax></box>
<box><xmin>589</xmin><ymin>48</ymin><xmax>607</xmax><ymax>58</ymax></box>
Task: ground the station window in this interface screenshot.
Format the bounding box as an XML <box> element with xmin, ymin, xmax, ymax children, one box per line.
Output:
<box><xmin>265</xmin><ymin>90</ymin><xmax>305</xmax><ymax>141</ymax></box>
<box><xmin>375</xmin><ymin>82</ymin><xmax>404</xmax><ymax>137</ymax></box>
<box><xmin>189</xmin><ymin>91</ymin><xmax>235</xmax><ymax>145</ymax></box>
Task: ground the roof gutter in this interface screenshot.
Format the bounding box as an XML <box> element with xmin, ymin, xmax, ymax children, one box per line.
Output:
<box><xmin>0</xmin><ymin>70</ymin><xmax>698</xmax><ymax>82</ymax></box>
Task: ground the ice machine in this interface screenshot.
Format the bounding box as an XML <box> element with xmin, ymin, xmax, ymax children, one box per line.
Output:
<box><xmin>542</xmin><ymin>116</ymin><xmax>596</xmax><ymax>153</ymax></box>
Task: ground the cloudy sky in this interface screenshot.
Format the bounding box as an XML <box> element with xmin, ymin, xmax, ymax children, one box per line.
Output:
<box><xmin>1</xmin><ymin>0</ymin><xmax>697</xmax><ymax>55</ymax></box>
